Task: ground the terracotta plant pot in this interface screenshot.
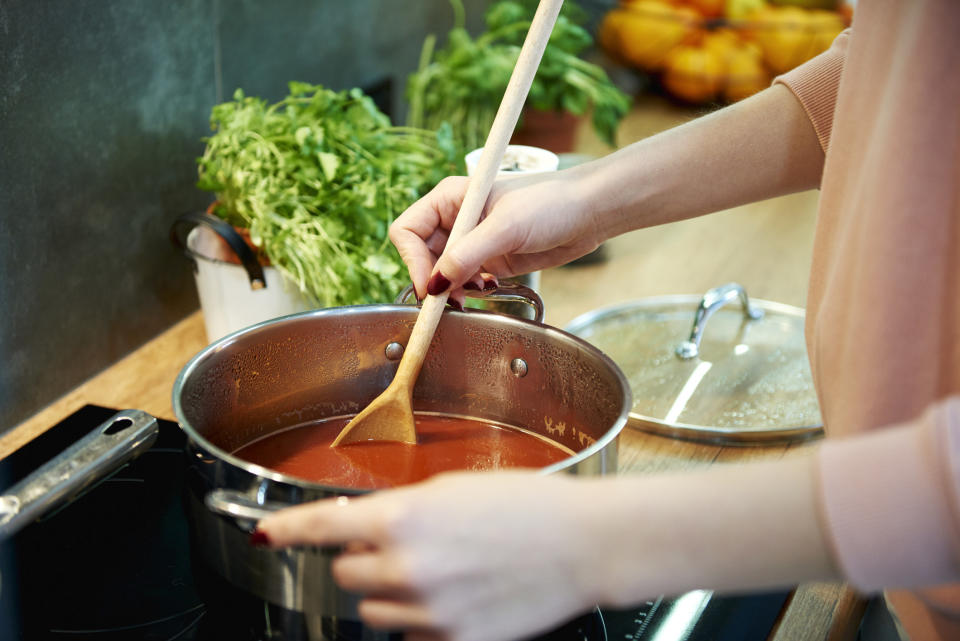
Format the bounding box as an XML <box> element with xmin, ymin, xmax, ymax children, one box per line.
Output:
<box><xmin>510</xmin><ymin>107</ymin><xmax>580</xmax><ymax>154</ymax></box>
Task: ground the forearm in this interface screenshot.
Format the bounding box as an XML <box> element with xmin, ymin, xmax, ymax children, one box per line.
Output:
<box><xmin>568</xmin><ymin>84</ymin><xmax>825</xmax><ymax>241</ymax></box>
<box><xmin>576</xmin><ymin>452</ymin><xmax>839</xmax><ymax>606</ymax></box>
<box><xmin>256</xmin><ymin>454</ymin><xmax>840</xmax><ymax>639</ymax></box>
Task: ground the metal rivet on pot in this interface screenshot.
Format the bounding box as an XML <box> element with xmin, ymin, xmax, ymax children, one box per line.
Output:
<box><xmin>510</xmin><ymin>358</ymin><xmax>528</xmax><ymax>378</ymax></box>
<box><xmin>385</xmin><ymin>342</ymin><xmax>405</xmax><ymax>361</ymax></box>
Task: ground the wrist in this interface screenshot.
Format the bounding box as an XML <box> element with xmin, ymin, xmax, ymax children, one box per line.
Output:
<box><xmin>563</xmin><ymin>149</ymin><xmax>667</xmax><ymax>244</ymax></box>
<box><xmin>571</xmin><ymin>456</ymin><xmax>839</xmax><ymax>608</ymax></box>
<box><xmin>565</xmin><ymin>477</ymin><xmax>646</xmax><ymax>607</ymax></box>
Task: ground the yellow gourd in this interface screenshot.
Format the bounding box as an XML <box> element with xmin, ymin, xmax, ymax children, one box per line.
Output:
<box><xmin>726</xmin><ymin>0</ymin><xmax>767</xmax><ymax>20</ymax></box>
<box><xmin>598</xmin><ymin>8</ymin><xmax>630</xmax><ymax>58</ymax></box>
<box><xmin>662</xmin><ymin>45</ymin><xmax>725</xmax><ymax>102</ymax></box>
<box><xmin>701</xmin><ymin>29</ymin><xmax>743</xmax><ymax>65</ymax></box>
<box><xmin>723</xmin><ymin>44</ymin><xmax>770</xmax><ymax>101</ymax></box>
<box><xmin>616</xmin><ymin>1</ymin><xmax>700</xmax><ymax>71</ymax></box>
<box><xmin>685</xmin><ymin>0</ymin><xmax>726</xmax><ymax>18</ymax></box>
<box><xmin>749</xmin><ymin>6</ymin><xmax>839</xmax><ymax>73</ymax></box>
<box><xmin>807</xmin><ymin>9</ymin><xmax>846</xmax><ymax>53</ymax></box>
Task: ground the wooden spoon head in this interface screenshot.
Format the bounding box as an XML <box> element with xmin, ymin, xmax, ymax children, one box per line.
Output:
<box><xmin>331</xmin><ymin>382</ymin><xmax>417</xmax><ymax>447</ymax></box>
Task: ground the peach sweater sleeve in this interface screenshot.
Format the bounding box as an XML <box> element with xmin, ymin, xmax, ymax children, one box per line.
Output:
<box><xmin>817</xmin><ymin>400</ymin><xmax>960</xmax><ymax>591</ymax></box>
<box><xmin>770</xmin><ymin>10</ymin><xmax>960</xmax><ymax>603</ymax></box>
<box><xmin>773</xmin><ymin>30</ymin><xmax>850</xmax><ymax>154</ymax></box>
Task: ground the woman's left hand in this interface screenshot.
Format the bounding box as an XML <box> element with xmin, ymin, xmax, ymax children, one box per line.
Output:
<box><xmin>254</xmin><ymin>471</ymin><xmax>602</xmax><ymax>641</ymax></box>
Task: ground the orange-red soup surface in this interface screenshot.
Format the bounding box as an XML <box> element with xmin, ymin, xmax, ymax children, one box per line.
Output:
<box><xmin>233</xmin><ymin>414</ymin><xmax>572</xmax><ymax>490</ymax></box>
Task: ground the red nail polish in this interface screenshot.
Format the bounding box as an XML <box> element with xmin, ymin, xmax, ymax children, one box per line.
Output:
<box><xmin>249</xmin><ymin>530</ymin><xmax>271</xmax><ymax>547</ymax></box>
<box><xmin>447</xmin><ymin>299</ymin><xmax>464</xmax><ymax>312</ymax></box>
<box><xmin>427</xmin><ymin>272</ymin><xmax>451</xmax><ymax>296</ymax></box>
<box><xmin>463</xmin><ymin>281</ymin><xmax>481</xmax><ymax>290</ymax></box>
<box><xmin>483</xmin><ymin>278</ymin><xmax>498</xmax><ymax>291</ymax></box>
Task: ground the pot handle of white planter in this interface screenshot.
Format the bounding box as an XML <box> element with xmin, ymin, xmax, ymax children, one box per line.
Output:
<box><xmin>394</xmin><ymin>280</ymin><xmax>545</xmax><ymax>324</ymax></box>
<box><xmin>170</xmin><ymin>211</ymin><xmax>267</xmax><ymax>290</ymax></box>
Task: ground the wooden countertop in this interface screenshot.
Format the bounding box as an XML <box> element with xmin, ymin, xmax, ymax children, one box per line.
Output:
<box><xmin>1</xmin><ymin>96</ymin><xmax>866</xmax><ymax>639</ymax></box>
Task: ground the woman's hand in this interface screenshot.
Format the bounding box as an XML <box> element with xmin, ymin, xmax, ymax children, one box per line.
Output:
<box><xmin>254</xmin><ymin>471</ymin><xmax>605</xmax><ymax>641</ymax></box>
<box><xmin>253</xmin><ymin>454</ymin><xmax>839</xmax><ymax>641</ymax></box>
<box><xmin>389</xmin><ymin>85</ymin><xmax>827</xmax><ymax>303</ymax></box>
<box><xmin>389</xmin><ymin>171</ymin><xmax>604</xmax><ymax>300</ymax></box>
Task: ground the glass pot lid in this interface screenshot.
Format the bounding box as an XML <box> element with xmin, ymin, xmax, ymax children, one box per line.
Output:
<box><xmin>565</xmin><ymin>283</ymin><xmax>822</xmax><ymax>444</ymax></box>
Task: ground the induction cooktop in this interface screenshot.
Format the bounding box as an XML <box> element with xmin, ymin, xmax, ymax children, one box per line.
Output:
<box><xmin>0</xmin><ymin>405</ymin><xmax>790</xmax><ymax>641</ymax></box>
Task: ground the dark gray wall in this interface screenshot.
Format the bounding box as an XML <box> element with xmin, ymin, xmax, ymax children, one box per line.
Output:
<box><xmin>0</xmin><ymin>0</ymin><xmax>488</xmax><ymax>433</ymax></box>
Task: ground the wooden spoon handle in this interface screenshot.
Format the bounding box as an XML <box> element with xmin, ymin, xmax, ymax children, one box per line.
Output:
<box><xmin>394</xmin><ymin>294</ymin><xmax>447</xmax><ymax>385</ymax></box>
<box><xmin>395</xmin><ymin>0</ymin><xmax>564</xmax><ymax>386</ymax></box>
<box><xmin>446</xmin><ymin>0</ymin><xmax>565</xmax><ymax>247</ymax></box>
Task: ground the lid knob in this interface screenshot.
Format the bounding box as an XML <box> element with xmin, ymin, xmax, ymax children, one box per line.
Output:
<box><xmin>675</xmin><ymin>283</ymin><xmax>764</xmax><ymax>360</ymax></box>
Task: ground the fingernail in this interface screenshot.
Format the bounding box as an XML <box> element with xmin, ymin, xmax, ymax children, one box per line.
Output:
<box><xmin>427</xmin><ymin>272</ymin><xmax>451</xmax><ymax>296</ymax></box>
<box><xmin>447</xmin><ymin>299</ymin><xmax>464</xmax><ymax>312</ymax></box>
<box><xmin>483</xmin><ymin>278</ymin><xmax>498</xmax><ymax>291</ymax></box>
<box><xmin>249</xmin><ymin>529</ymin><xmax>271</xmax><ymax>547</ymax></box>
<box><xmin>463</xmin><ymin>281</ymin><xmax>481</xmax><ymax>291</ymax></box>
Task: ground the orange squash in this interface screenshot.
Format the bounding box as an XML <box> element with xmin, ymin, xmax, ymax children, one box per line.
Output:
<box><xmin>662</xmin><ymin>45</ymin><xmax>725</xmax><ymax>103</ymax></box>
<box><xmin>725</xmin><ymin>0</ymin><xmax>768</xmax><ymax>21</ymax></box>
<box><xmin>617</xmin><ymin>1</ymin><xmax>701</xmax><ymax>71</ymax></box>
<box><xmin>748</xmin><ymin>6</ymin><xmax>842</xmax><ymax>73</ymax></box>
<box><xmin>807</xmin><ymin>9</ymin><xmax>846</xmax><ymax>53</ymax></box>
<box><xmin>723</xmin><ymin>44</ymin><xmax>770</xmax><ymax>101</ymax></box>
<box><xmin>700</xmin><ymin>30</ymin><xmax>770</xmax><ymax>103</ymax></box>
<box><xmin>749</xmin><ymin>6</ymin><xmax>807</xmax><ymax>73</ymax></box>
<box><xmin>683</xmin><ymin>0</ymin><xmax>726</xmax><ymax>18</ymax></box>
<box><xmin>701</xmin><ymin>29</ymin><xmax>743</xmax><ymax>64</ymax></box>
<box><xmin>597</xmin><ymin>8</ymin><xmax>631</xmax><ymax>59</ymax></box>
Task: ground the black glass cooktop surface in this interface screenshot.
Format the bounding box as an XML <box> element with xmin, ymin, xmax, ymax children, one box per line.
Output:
<box><xmin>0</xmin><ymin>405</ymin><xmax>790</xmax><ymax>641</ymax></box>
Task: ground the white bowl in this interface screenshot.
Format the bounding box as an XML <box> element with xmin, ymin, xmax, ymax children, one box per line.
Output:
<box><xmin>465</xmin><ymin>144</ymin><xmax>560</xmax><ymax>176</ymax></box>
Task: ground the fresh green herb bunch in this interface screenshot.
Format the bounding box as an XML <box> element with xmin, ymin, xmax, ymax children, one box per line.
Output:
<box><xmin>197</xmin><ymin>82</ymin><xmax>458</xmax><ymax>307</ymax></box>
<box><xmin>406</xmin><ymin>0</ymin><xmax>631</xmax><ymax>152</ymax></box>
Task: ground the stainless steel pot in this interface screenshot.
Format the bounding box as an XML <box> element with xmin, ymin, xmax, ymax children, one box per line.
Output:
<box><xmin>171</xmin><ymin>287</ymin><xmax>631</xmax><ymax>623</ymax></box>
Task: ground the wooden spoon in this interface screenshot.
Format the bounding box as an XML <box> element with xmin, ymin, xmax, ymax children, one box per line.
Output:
<box><xmin>331</xmin><ymin>0</ymin><xmax>564</xmax><ymax>447</ymax></box>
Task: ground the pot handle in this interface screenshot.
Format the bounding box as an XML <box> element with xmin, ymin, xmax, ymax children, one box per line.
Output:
<box><xmin>0</xmin><ymin>410</ymin><xmax>158</xmax><ymax>541</ymax></box>
<box><xmin>205</xmin><ymin>489</ymin><xmax>347</xmax><ymax>555</ymax></box>
<box><xmin>675</xmin><ymin>283</ymin><xmax>764</xmax><ymax>360</ymax></box>
<box><xmin>394</xmin><ymin>280</ymin><xmax>545</xmax><ymax>324</ymax></box>
<box><xmin>170</xmin><ymin>211</ymin><xmax>267</xmax><ymax>290</ymax></box>
<box><xmin>204</xmin><ymin>488</ymin><xmax>290</xmax><ymax>531</ymax></box>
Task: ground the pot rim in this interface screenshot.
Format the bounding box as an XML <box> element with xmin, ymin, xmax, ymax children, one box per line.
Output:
<box><xmin>172</xmin><ymin>303</ymin><xmax>632</xmax><ymax>492</ymax></box>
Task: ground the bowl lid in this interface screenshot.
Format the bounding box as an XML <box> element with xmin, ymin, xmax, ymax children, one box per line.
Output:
<box><xmin>565</xmin><ymin>283</ymin><xmax>822</xmax><ymax>444</ymax></box>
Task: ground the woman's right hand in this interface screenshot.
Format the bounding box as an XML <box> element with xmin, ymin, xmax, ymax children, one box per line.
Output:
<box><xmin>389</xmin><ymin>170</ymin><xmax>604</xmax><ymax>300</ymax></box>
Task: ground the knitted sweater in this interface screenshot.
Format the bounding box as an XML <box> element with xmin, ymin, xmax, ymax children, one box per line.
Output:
<box><xmin>775</xmin><ymin>1</ymin><xmax>960</xmax><ymax>638</ymax></box>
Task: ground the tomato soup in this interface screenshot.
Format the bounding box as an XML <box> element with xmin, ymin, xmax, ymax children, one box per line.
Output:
<box><xmin>233</xmin><ymin>414</ymin><xmax>573</xmax><ymax>489</ymax></box>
